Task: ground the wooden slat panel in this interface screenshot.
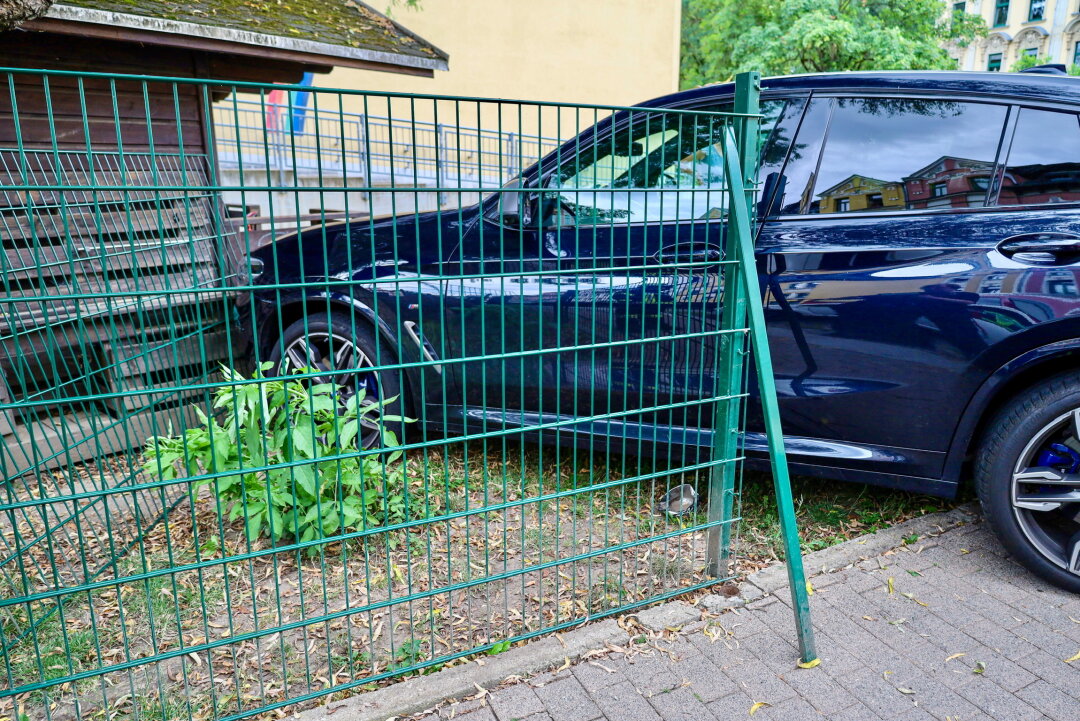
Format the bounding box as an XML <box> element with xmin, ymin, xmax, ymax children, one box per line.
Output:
<box><xmin>0</xmin><ymin>305</ymin><xmax>230</xmax><ymax>364</ymax></box>
<box><xmin>0</xmin><ymin>406</ymin><xmax>202</xmax><ymax>477</ymax></box>
<box><xmin>1</xmin><ymin>203</ymin><xmax>212</xmax><ymax>243</ymax></box>
<box><xmin>0</xmin><ymin>266</ymin><xmax>225</xmax><ymax>333</ymax></box>
<box><xmin>3</xmin><ymin>240</ymin><xmax>217</xmax><ymax>282</ymax></box>
<box><xmin>0</xmin><ymin>171</ymin><xmax>211</xmax><ymax>208</ymax></box>
<box><xmin>105</xmin><ymin>330</ymin><xmax>231</xmax><ymax>381</ymax></box>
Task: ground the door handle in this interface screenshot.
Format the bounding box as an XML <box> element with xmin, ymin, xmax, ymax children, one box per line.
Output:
<box><xmin>651</xmin><ymin>244</ymin><xmax>724</xmax><ymax>265</ymax></box>
<box><xmin>997</xmin><ymin>232</ymin><xmax>1080</xmax><ymax>263</ymax></box>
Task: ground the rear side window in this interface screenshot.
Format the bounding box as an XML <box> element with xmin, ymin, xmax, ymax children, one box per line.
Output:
<box><xmin>998</xmin><ymin>108</ymin><xmax>1080</xmax><ymax>206</ymax></box>
<box><xmin>807</xmin><ymin>98</ymin><xmax>1007</xmax><ymax>215</ymax></box>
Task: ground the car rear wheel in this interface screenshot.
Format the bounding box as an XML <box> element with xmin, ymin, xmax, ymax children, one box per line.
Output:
<box><xmin>268</xmin><ymin>313</ymin><xmax>403</xmax><ymax>450</ymax></box>
<box><xmin>976</xmin><ymin>372</ymin><xmax>1080</xmax><ymax>593</ymax></box>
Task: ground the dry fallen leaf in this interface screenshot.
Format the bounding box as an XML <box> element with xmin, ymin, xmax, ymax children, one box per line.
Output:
<box><xmin>886</xmin><ymin>577</ymin><xmax>895</xmax><ymax>595</ymax></box>
<box><xmin>749</xmin><ymin>701</ymin><xmax>771</xmax><ymax>716</ymax></box>
<box><xmin>1065</xmin><ymin>650</ymin><xmax>1080</xmax><ymax>664</ymax></box>
<box><xmin>805</xmin><ymin>581</ymin><xmax>814</xmax><ymax>596</ymax></box>
<box><xmin>972</xmin><ymin>661</ymin><xmax>987</xmax><ymax>674</ymax></box>
<box><xmin>944</xmin><ymin>653</ymin><xmax>966</xmax><ymax>663</ymax></box>
<box><xmin>900</xmin><ymin>592</ymin><xmax>929</xmax><ymax>607</ymax></box>
<box><xmin>898</xmin><ymin>687</ymin><xmax>915</xmax><ymax>695</ymax></box>
<box><xmin>797</xmin><ymin>658</ymin><xmax>821</xmax><ymax>669</ymax></box>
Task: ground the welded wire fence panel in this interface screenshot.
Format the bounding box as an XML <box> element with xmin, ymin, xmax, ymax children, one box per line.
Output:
<box><xmin>0</xmin><ymin>68</ymin><xmax>764</xmax><ymax>721</ymax></box>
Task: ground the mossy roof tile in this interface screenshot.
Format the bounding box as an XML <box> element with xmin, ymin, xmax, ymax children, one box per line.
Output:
<box><xmin>54</xmin><ymin>0</ymin><xmax>446</xmax><ymax>62</ymax></box>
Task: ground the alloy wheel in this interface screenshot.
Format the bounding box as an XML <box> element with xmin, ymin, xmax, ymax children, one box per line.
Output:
<box><xmin>279</xmin><ymin>330</ymin><xmax>384</xmax><ymax>447</ymax></box>
<box><xmin>1011</xmin><ymin>408</ymin><xmax>1080</xmax><ymax>577</ymax></box>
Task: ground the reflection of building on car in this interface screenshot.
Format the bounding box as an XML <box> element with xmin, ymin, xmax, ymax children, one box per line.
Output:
<box><xmin>815</xmin><ymin>174</ymin><xmax>904</xmax><ymax>214</ymax></box>
<box><xmin>1000</xmin><ymin>163</ymin><xmax>1080</xmax><ymax>205</ymax></box>
<box><xmin>903</xmin><ymin>157</ymin><xmax>994</xmax><ymax>210</ymax></box>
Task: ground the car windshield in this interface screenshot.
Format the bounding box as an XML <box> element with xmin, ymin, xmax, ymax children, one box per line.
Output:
<box><xmin>541</xmin><ymin>100</ymin><xmax>786</xmax><ymax>225</ymax></box>
<box><xmin>545</xmin><ymin>115</ymin><xmax>728</xmax><ymax>225</ymax></box>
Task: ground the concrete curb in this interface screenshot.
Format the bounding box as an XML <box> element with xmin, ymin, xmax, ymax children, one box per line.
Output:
<box><xmin>743</xmin><ymin>502</ymin><xmax>980</xmax><ymax>595</ymax></box>
<box><xmin>291</xmin><ymin>503</ymin><xmax>980</xmax><ymax>720</ymax></box>
<box><xmin>292</xmin><ymin>619</ymin><xmax>630</xmax><ymax>721</ymax></box>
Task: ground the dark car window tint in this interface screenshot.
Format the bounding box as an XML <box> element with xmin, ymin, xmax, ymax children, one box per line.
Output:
<box><xmin>545</xmin><ymin>100</ymin><xmax>786</xmax><ymax>226</ymax></box>
<box><xmin>809</xmin><ymin>98</ymin><xmax>1007</xmax><ymax>215</ymax></box>
<box><xmin>764</xmin><ymin>97</ymin><xmax>829</xmax><ymax>216</ymax></box>
<box><xmin>998</xmin><ymin>108</ymin><xmax>1080</xmax><ymax>206</ymax></box>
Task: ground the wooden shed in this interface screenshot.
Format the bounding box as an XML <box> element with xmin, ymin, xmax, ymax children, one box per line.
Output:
<box><xmin>0</xmin><ymin>0</ymin><xmax>447</xmax><ymax>475</ymax></box>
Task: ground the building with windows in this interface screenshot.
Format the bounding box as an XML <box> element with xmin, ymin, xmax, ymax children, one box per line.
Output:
<box><xmin>951</xmin><ymin>0</ymin><xmax>1080</xmax><ymax>71</ymax></box>
<box><xmin>815</xmin><ymin>175</ymin><xmax>906</xmax><ymax>214</ymax></box>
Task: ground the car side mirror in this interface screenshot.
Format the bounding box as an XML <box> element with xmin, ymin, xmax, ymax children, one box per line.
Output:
<box><xmin>499</xmin><ymin>179</ymin><xmax>533</xmax><ymax>227</ymax></box>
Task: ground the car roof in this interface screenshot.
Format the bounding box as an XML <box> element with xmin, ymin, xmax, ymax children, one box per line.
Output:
<box><xmin>641</xmin><ymin>70</ymin><xmax>1080</xmax><ymax>109</ymax></box>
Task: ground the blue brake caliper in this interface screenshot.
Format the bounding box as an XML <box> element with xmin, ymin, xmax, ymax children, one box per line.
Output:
<box><xmin>1036</xmin><ymin>443</ymin><xmax>1080</xmax><ymax>485</ymax></box>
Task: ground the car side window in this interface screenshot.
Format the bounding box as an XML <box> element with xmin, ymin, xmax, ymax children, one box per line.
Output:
<box><xmin>807</xmin><ymin>98</ymin><xmax>1007</xmax><ymax>215</ymax></box>
<box><xmin>544</xmin><ymin>100</ymin><xmax>787</xmax><ymax>226</ymax></box>
<box><xmin>998</xmin><ymin>108</ymin><xmax>1080</xmax><ymax>206</ymax></box>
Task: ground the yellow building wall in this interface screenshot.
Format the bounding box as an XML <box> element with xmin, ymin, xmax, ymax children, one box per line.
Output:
<box><xmin>324</xmin><ymin>0</ymin><xmax>682</xmax><ymax>137</ymax></box>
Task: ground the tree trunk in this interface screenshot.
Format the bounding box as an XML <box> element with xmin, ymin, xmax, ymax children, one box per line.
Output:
<box><xmin>0</xmin><ymin>0</ymin><xmax>53</xmax><ymax>32</ymax></box>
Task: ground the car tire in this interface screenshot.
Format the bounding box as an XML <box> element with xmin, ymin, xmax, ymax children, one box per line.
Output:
<box><xmin>268</xmin><ymin>312</ymin><xmax>405</xmax><ymax>450</ymax></box>
<box><xmin>976</xmin><ymin>372</ymin><xmax>1080</xmax><ymax>594</ymax></box>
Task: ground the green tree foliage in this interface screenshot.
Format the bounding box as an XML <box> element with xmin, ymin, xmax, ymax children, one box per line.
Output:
<box><xmin>1009</xmin><ymin>54</ymin><xmax>1080</xmax><ymax>75</ymax></box>
<box><xmin>681</xmin><ymin>0</ymin><xmax>986</xmax><ymax>88</ymax></box>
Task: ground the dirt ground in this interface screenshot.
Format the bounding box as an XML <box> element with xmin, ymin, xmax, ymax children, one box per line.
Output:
<box><xmin>1</xmin><ymin>441</ymin><xmax>732</xmax><ymax>721</ymax></box>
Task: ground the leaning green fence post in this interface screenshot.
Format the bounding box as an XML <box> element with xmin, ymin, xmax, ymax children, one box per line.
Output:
<box><xmin>706</xmin><ymin>74</ymin><xmax>758</xmax><ymax>579</ymax></box>
<box><xmin>722</xmin><ymin>71</ymin><xmax>818</xmax><ymax>664</ymax></box>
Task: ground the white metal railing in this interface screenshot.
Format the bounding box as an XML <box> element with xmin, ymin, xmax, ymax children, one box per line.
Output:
<box><xmin>213</xmin><ymin>99</ymin><xmax>563</xmax><ymax>187</ymax></box>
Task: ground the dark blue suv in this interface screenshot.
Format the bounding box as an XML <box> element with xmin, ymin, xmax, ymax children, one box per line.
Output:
<box><xmin>249</xmin><ymin>70</ymin><xmax>1080</xmax><ymax>593</ymax></box>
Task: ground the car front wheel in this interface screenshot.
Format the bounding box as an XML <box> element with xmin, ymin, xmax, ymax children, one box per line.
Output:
<box><xmin>976</xmin><ymin>372</ymin><xmax>1080</xmax><ymax>593</ymax></box>
<box><xmin>267</xmin><ymin>313</ymin><xmax>404</xmax><ymax>450</ymax></box>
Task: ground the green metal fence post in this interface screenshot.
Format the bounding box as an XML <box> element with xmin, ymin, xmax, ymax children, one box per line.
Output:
<box><xmin>706</xmin><ymin>72</ymin><xmax>758</xmax><ymax>577</ymax></box>
<box><xmin>722</xmin><ymin>74</ymin><xmax>818</xmax><ymax>662</ymax></box>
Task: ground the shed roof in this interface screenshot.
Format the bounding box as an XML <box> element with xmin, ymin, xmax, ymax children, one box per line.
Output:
<box><xmin>41</xmin><ymin>0</ymin><xmax>448</xmax><ymax>74</ymax></box>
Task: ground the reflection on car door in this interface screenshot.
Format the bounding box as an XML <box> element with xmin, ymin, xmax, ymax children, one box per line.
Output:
<box><xmin>755</xmin><ymin>96</ymin><xmax>1038</xmax><ymax>487</ymax></box>
<box><xmin>446</xmin><ymin>102</ymin><xmax>802</xmax><ymax>450</ymax></box>
<box><xmin>527</xmin><ymin>101</ymin><xmax>799</xmax><ymax>451</ymax></box>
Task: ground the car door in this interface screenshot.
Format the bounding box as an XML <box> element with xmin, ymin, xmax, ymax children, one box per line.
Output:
<box><xmin>445</xmin><ymin>100</ymin><xmax>797</xmax><ymax>451</ymax></box>
<box><xmin>445</xmin><ymin>110</ymin><xmax>732</xmax><ymax>445</ymax></box>
<box><xmin>754</xmin><ymin>94</ymin><xmax>1035</xmax><ymax>487</ymax></box>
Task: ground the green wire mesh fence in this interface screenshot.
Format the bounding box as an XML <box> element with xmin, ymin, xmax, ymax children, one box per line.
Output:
<box><xmin>0</xmin><ymin>68</ymin><xmax>812</xmax><ymax>721</ymax></box>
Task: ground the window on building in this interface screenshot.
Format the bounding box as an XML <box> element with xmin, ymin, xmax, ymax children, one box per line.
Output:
<box><xmin>998</xmin><ymin>108</ymin><xmax>1080</xmax><ymax>206</ymax></box>
<box><xmin>1029</xmin><ymin>0</ymin><xmax>1045</xmax><ymax>21</ymax></box>
<box><xmin>1073</xmin><ymin>41</ymin><xmax>1080</xmax><ymax>65</ymax></box>
<box><xmin>1023</xmin><ymin>47</ymin><xmax>1038</xmax><ymax>58</ymax></box>
<box><xmin>807</xmin><ymin>98</ymin><xmax>1007</xmax><ymax>214</ymax></box>
<box><xmin>988</xmin><ymin>53</ymin><xmax>1003</xmax><ymax>71</ymax></box>
<box><xmin>953</xmin><ymin>1</ymin><xmax>966</xmax><ymax>14</ymax></box>
<box><xmin>994</xmin><ymin>0</ymin><xmax>1010</xmax><ymax>26</ymax></box>
<box><xmin>970</xmin><ymin>176</ymin><xmax>990</xmax><ymax>191</ymax></box>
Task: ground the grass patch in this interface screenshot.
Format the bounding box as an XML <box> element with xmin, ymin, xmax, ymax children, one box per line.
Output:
<box><xmin>736</xmin><ymin>470</ymin><xmax>961</xmax><ymax>565</ymax></box>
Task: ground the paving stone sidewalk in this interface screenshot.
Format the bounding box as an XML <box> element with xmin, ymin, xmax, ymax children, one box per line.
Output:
<box><xmin>424</xmin><ymin>519</ymin><xmax>1080</xmax><ymax>721</ymax></box>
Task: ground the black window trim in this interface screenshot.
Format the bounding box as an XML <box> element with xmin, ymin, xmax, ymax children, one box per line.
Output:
<box><xmin>990</xmin><ymin>102</ymin><xmax>1080</xmax><ymax>211</ymax></box>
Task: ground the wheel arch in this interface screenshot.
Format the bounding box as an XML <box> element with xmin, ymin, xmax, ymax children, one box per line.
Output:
<box><xmin>257</xmin><ymin>293</ymin><xmax>424</xmax><ymax>420</ymax></box>
<box><xmin>946</xmin><ymin>338</ymin><xmax>1080</xmax><ymax>484</ymax></box>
